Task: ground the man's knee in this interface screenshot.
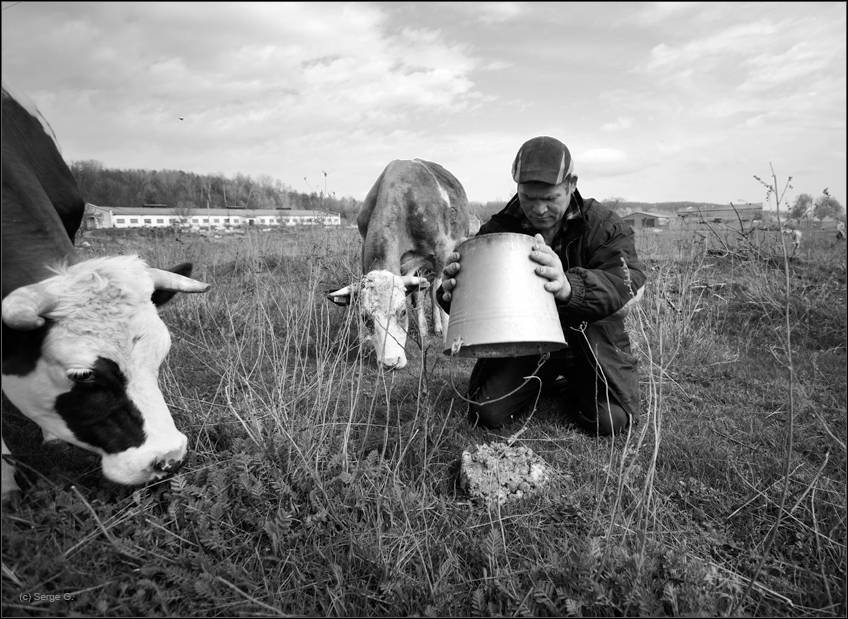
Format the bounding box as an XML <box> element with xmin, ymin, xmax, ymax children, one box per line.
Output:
<box><xmin>468</xmin><ymin>387</ymin><xmax>535</xmax><ymax>428</ymax></box>
<box><xmin>574</xmin><ymin>401</ymin><xmax>630</xmax><ymax>436</ymax></box>
<box><xmin>468</xmin><ymin>402</ymin><xmax>512</xmax><ymax>428</ymax></box>
<box><xmin>466</xmin><ymin>356</ymin><xmax>543</xmax><ymax>428</ymax></box>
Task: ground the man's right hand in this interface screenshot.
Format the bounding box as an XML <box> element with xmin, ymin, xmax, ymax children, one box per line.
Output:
<box><xmin>440</xmin><ymin>252</ymin><xmax>461</xmax><ymax>302</ymax></box>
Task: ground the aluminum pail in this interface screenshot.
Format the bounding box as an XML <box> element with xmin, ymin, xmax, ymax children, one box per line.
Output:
<box><xmin>444</xmin><ymin>232</ymin><xmax>567</xmax><ymax>357</ymax></box>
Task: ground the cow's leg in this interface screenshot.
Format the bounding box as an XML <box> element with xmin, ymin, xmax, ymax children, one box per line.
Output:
<box><xmin>2</xmin><ymin>437</ymin><xmax>21</xmax><ymax>504</ymax></box>
<box><xmin>413</xmin><ymin>289</ymin><xmax>428</xmax><ymax>338</ymax></box>
<box><xmin>431</xmin><ymin>278</ymin><xmax>447</xmax><ymax>335</ymax></box>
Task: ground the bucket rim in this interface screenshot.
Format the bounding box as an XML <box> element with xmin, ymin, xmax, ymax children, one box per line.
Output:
<box><xmin>459</xmin><ymin>231</ymin><xmax>535</xmax><ymax>245</ymax></box>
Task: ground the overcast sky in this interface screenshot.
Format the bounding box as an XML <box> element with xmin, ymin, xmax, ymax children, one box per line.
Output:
<box><xmin>2</xmin><ymin>1</ymin><xmax>845</xmax><ymax>207</ymax></box>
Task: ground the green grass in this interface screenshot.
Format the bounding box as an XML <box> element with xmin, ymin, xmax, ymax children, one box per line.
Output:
<box><xmin>2</xmin><ymin>225</ymin><xmax>845</xmax><ymax>617</ymax></box>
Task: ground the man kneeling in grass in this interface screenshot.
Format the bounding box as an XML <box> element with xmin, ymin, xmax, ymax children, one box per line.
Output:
<box><xmin>439</xmin><ymin>136</ymin><xmax>646</xmax><ymax>436</ymax></box>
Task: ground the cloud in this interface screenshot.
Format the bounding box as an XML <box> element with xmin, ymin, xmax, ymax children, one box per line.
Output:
<box><xmin>476</xmin><ymin>2</ymin><xmax>523</xmax><ymax>23</ymax></box>
<box><xmin>446</xmin><ymin>2</ymin><xmax>523</xmax><ymax>24</ymax></box>
<box><xmin>2</xmin><ymin>3</ymin><xmax>486</xmax><ymax>170</ymax></box>
<box><xmin>644</xmin><ymin>19</ymin><xmax>782</xmax><ymax>72</ymax></box>
<box><xmin>601</xmin><ymin>116</ymin><xmax>632</xmax><ymax>132</ymax></box>
<box><xmin>2</xmin><ymin>2</ymin><xmax>843</xmax><ymax>204</ymax></box>
<box><xmin>579</xmin><ymin>148</ymin><xmax>628</xmax><ymax>164</ymax></box>
<box><xmin>622</xmin><ymin>2</ymin><xmax>701</xmax><ymax>27</ymax></box>
<box><xmin>740</xmin><ymin>40</ymin><xmax>843</xmax><ymax>93</ymax></box>
<box><xmin>572</xmin><ymin>147</ymin><xmax>645</xmax><ymax>179</ymax></box>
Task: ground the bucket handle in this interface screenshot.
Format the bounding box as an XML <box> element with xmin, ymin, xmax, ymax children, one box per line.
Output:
<box><xmin>446</xmin><ymin>351</ymin><xmax>551</xmax><ymax>408</ymax></box>
<box><xmin>447</xmin><ymin>352</ymin><xmax>550</xmax><ymax>446</ymax></box>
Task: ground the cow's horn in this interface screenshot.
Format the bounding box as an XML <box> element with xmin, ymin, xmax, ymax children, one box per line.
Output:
<box><xmin>1</xmin><ymin>283</ymin><xmax>59</xmax><ymax>329</ymax></box>
<box><xmin>401</xmin><ymin>274</ymin><xmax>429</xmax><ymax>289</ymax></box>
<box><xmin>148</xmin><ymin>268</ymin><xmax>210</xmax><ymax>293</ymax></box>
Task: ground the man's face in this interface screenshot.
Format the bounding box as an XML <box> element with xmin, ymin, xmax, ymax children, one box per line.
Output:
<box><xmin>517</xmin><ymin>179</ymin><xmax>576</xmax><ymax>234</ymax></box>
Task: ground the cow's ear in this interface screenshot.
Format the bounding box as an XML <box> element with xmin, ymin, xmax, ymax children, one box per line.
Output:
<box><xmin>327</xmin><ymin>285</ymin><xmax>353</xmax><ymax>306</ymax></box>
<box><xmin>151</xmin><ymin>262</ymin><xmax>196</xmax><ymax>306</ymax></box>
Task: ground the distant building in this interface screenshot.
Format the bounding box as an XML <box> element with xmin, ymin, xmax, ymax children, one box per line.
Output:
<box><xmin>621</xmin><ymin>211</ymin><xmax>670</xmax><ymax>230</ymax></box>
<box><xmin>677</xmin><ymin>203</ymin><xmax>763</xmax><ymax>225</ymax></box>
<box><xmin>84</xmin><ymin>204</ymin><xmax>341</xmax><ymax>230</ymax></box>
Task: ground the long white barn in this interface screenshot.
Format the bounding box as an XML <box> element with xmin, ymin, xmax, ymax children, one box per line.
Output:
<box><xmin>84</xmin><ymin>204</ymin><xmax>341</xmax><ymax>230</ymax></box>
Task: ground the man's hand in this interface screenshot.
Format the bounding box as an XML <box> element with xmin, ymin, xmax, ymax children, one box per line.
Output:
<box><xmin>530</xmin><ymin>233</ymin><xmax>572</xmax><ymax>303</ymax></box>
<box><xmin>440</xmin><ymin>251</ymin><xmax>461</xmax><ymax>302</ymax></box>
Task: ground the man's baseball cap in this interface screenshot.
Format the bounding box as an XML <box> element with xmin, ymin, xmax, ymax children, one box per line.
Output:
<box><xmin>511</xmin><ymin>136</ymin><xmax>574</xmax><ymax>185</ymax></box>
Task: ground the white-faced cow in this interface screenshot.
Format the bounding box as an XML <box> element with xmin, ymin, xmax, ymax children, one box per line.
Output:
<box><xmin>1</xmin><ymin>86</ymin><xmax>210</xmax><ymax>502</ymax></box>
<box><xmin>328</xmin><ymin>159</ymin><xmax>470</xmax><ymax>369</ymax></box>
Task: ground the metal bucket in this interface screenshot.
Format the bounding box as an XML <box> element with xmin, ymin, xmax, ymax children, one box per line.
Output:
<box><xmin>444</xmin><ymin>232</ymin><xmax>567</xmax><ymax>357</ymax></box>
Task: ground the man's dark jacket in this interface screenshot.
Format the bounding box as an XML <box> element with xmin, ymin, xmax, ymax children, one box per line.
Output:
<box><xmin>440</xmin><ymin>189</ymin><xmax>647</xmax><ymax>420</ymax></box>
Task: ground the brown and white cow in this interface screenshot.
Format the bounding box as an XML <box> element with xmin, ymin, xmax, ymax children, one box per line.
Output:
<box><xmin>1</xmin><ymin>85</ymin><xmax>210</xmax><ymax>501</ymax></box>
<box><xmin>328</xmin><ymin>159</ymin><xmax>470</xmax><ymax>369</ymax></box>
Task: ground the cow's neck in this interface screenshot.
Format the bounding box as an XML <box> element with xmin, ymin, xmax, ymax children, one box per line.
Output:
<box><xmin>1</xmin><ymin>221</ymin><xmax>76</xmax><ymax>297</ymax></box>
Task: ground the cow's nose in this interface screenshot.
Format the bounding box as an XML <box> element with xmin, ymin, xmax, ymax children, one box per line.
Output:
<box><xmin>382</xmin><ymin>357</ymin><xmax>406</xmax><ymax>370</ymax></box>
<box><xmin>152</xmin><ymin>456</ymin><xmax>184</xmax><ymax>475</ymax></box>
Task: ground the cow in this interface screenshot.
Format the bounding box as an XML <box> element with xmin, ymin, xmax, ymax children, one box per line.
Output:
<box><xmin>836</xmin><ymin>221</ymin><xmax>846</xmax><ymax>241</ymax></box>
<box><xmin>1</xmin><ymin>85</ymin><xmax>210</xmax><ymax>502</ymax></box>
<box><xmin>782</xmin><ymin>227</ymin><xmax>802</xmax><ymax>254</ymax></box>
<box><xmin>327</xmin><ymin>159</ymin><xmax>470</xmax><ymax>369</ymax></box>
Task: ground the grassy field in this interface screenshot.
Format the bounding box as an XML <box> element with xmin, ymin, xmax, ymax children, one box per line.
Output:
<box><xmin>2</xmin><ymin>223</ymin><xmax>845</xmax><ymax>617</ymax></box>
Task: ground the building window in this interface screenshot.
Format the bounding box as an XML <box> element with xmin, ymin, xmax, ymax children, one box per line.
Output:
<box><xmin>144</xmin><ymin>218</ymin><xmax>152</xmax><ymax>224</ymax></box>
<box><xmin>116</xmin><ymin>218</ymin><xmax>125</xmax><ymax>224</ymax></box>
<box><xmin>130</xmin><ymin>218</ymin><xmax>138</xmax><ymax>224</ymax></box>
<box><xmin>156</xmin><ymin>218</ymin><xmax>164</xmax><ymax>224</ymax></box>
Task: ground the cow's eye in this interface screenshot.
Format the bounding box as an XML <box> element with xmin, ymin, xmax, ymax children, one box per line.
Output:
<box><xmin>67</xmin><ymin>368</ymin><xmax>95</xmax><ymax>383</ymax></box>
<box><xmin>397</xmin><ymin>308</ymin><xmax>407</xmax><ymax>320</ymax></box>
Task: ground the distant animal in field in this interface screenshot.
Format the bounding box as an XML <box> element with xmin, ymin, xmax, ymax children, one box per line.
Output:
<box><xmin>1</xmin><ymin>85</ymin><xmax>210</xmax><ymax>502</ymax></box>
<box><xmin>327</xmin><ymin>159</ymin><xmax>470</xmax><ymax>369</ymax></box>
<box><xmin>782</xmin><ymin>227</ymin><xmax>802</xmax><ymax>253</ymax></box>
<box><xmin>836</xmin><ymin>221</ymin><xmax>846</xmax><ymax>241</ymax></box>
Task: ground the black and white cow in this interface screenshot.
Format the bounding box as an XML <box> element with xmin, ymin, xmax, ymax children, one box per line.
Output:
<box><xmin>1</xmin><ymin>86</ymin><xmax>210</xmax><ymax>501</ymax></box>
<box><xmin>328</xmin><ymin>159</ymin><xmax>470</xmax><ymax>369</ymax></box>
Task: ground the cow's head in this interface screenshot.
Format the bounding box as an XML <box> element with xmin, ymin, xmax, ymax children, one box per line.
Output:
<box><xmin>327</xmin><ymin>269</ymin><xmax>428</xmax><ymax>369</ymax></box>
<box><xmin>1</xmin><ymin>255</ymin><xmax>209</xmax><ymax>486</ymax></box>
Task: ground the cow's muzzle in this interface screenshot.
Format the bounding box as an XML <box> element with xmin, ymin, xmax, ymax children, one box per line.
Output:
<box><xmin>152</xmin><ymin>456</ymin><xmax>185</xmax><ymax>475</ymax></box>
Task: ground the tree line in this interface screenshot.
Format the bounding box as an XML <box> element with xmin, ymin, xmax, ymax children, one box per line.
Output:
<box><xmin>68</xmin><ymin>160</ymin><xmax>510</xmax><ymax>225</ymax></box>
<box><xmin>67</xmin><ymin>160</ymin><xmax>845</xmax><ymax>228</ymax></box>
<box><xmin>69</xmin><ymin>160</ymin><xmax>363</xmax><ymax>222</ymax></box>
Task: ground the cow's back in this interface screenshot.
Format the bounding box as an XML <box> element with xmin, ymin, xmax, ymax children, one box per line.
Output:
<box><xmin>1</xmin><ymin>87</ymin><xmax>83</xmax><ymax>297</ymax></box>
<box><xmin>358</xmin><ymin>159</ymin><xmax>469</xmax><ymax>273</ymax></box>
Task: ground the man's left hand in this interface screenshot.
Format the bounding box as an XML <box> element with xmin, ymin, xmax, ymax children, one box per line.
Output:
<box><xmin>530</xmin><ymin>234</ymin><xmax>572</xmax><ymax>303</ymax></box>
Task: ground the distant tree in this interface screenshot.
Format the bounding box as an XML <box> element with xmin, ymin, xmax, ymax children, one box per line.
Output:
<box><xmin>336</xmin><ymin>196</ymin><xmax>361</xmax><ymax>222</ymax></box>
<box><xmin>69</xmin><ymin>160</ymin><xmax>104</xmax><ymax>202</ymax></box>
<box><xmin>789</xmin><ymin>193</ymin><xmax>813</xmax><ymax>220</ymax></box>
<box><xmin>813</xmin><ymin>193</ymin><xmax>844</xmax><ymax>220</ymax></box>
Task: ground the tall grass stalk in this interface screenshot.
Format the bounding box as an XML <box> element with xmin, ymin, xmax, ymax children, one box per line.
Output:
<box><xmin>734</xmin><ymin>164</ymin><xmax>798</xmax><ymax>612</ymax></box>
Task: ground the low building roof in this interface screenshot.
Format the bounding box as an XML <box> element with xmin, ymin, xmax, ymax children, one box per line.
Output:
<box><xmin>677</xmin><ymin>203</ymin><xmax>763</xmax><ymax>215</ymax></box>
<box><xmin>622</xmin><ymin>211</ymin><xmax>669</xmax><ymax>219</ymax></box>
<box><xmin>86</xmin><ymin>204</ymin><xmax>337</xmax><ymax>217</ymax></box>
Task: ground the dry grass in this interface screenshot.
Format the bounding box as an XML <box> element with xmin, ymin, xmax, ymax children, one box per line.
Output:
<box><xmin>2</xmin><ymin>223</ymin><xmax>845</xmax><ymax>617</ymax></box>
